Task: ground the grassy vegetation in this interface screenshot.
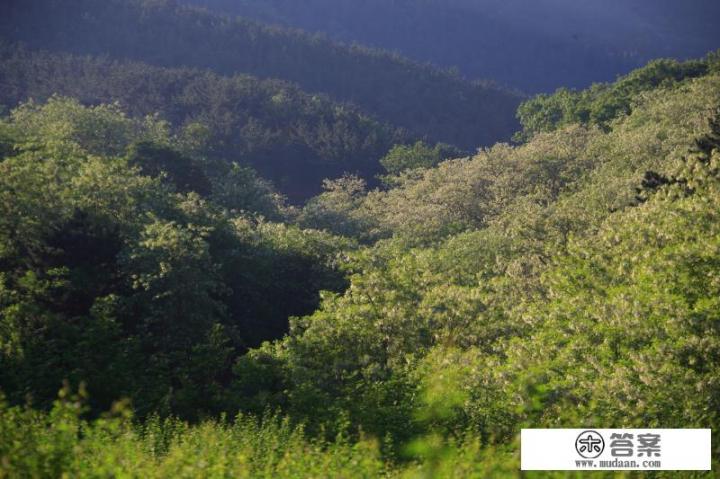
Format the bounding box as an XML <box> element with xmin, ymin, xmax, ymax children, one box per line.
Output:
<box><xmin>1</xmin><ymin>50</ymin><xmax>720</xmax><ymax>477</ymax></box>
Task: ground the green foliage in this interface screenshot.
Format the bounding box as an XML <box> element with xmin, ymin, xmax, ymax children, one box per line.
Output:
<box><xmin>209</xmin><ymin>163</ymin><xmax>286</xmax><ymax>220</ymax></box>
<box><xmin>0</xmin><ymin>98</ymin><xmax>350</xmax><ymax>418</ymax></box>
<box><xmin>0</xmin><ymin>44</ymin><xmax>405</xmax><ymax>201</ymax></box>
<box><xmin>0</xmin><ymin>390</ymin><xmax>387</xmax><ymax>478</ymax></box>
<box><xmin>127</xmin><ymin>142</ymin><xmax>213</xmax><ymax>196</ymax></box>
<box><xmin>298</xmin><ymin>175</ymin><xmax>378</xmax><ymax>240</ymax></box>
<box><xmin>380</xmin><ymin>142</ymin><xmax>465</xmax><ymax>177</ymax></box>
<box><xmin>230</xmin><ymin>68</ymin><xmax>720</xmax><ymax>470</ymax></box>
<box><xmin>516</xmin><ymin>54</ymin><xmax>715</xmax><ymax>139</ymax></box>
<box><xmin>5</xmin><ymin>96</ymin><xmax>170</xmax><ymax>157</ymax></box>
<box><xmin>2</xmin><ymin>54</ymin><xmax>720</xmax><ymax>477</ymax></box>
<box><xmin>301</xmin><ymin>71</ymin><xmax>720</xmax><ymax>246</ymax></box>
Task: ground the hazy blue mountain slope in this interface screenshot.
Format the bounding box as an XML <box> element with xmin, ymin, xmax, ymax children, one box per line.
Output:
<box><xmin>0</xmin><ymin>44</ymin><xmax>411</xmax><ymax>200</ymax></box>
<box><xmin>0</xmin><ymin>0</ymin><xmax>521</xmax><ymax>149</ymax></box>
<box><xmin>187</xmin><ymin>0</ymin><xmax>720</xmax><ymax>92</ymax></box>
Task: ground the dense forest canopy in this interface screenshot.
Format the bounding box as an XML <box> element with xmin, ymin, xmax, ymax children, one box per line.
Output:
<box><xmin>0</xmin><ymin>0</ymin><xmax>521</xmax><ymax>149</ymax></box>
<box><xmin>3</xmin><ymin>51</ymin><xmax>720</xmax><ymax>475</ymax></box>
<box><xmin>517</xmin><ymin>54</ymin><xmax>720</xmax><ymax>138</ymax></box>
<box><xmin>1</xmin><ymin>0</ymin><xmax>719</xmax><ymax>476</ymax></box>
<box><xmin>187</xmin><ymin>0</ymin><xmax>720</xmax><ymax>92</ymax></box>
<box><xmin>0</xmin><ymin>43</ymin><xmax>409</xmax><ymax>200</ymax></box>
<box><xmin>0</xmin><ymin>96</ymin><xmax>357</xmax><ymax>418</ymax></box>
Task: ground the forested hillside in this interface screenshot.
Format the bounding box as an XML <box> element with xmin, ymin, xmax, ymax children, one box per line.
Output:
<box><xmin>187</xmin><ymin>0</ymin><xmax>720</xmax><ymax>92</ymax></box>
<box><xmin>0</xmin><ymin>44</ymin><xmax>408</xmax><ymax>200</ymax></box>
<box><xmin>0</xmin><ymin>0</ymin><xmax>521</xmax><ymax>149</ymax></box>
<box><xmin>2</xmin><ymin>48</ymin><xmax>720</xmax><ymax>476</ymax></box>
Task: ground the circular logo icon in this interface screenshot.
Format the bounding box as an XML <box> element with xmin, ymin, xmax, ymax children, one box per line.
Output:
<box><xmin>575</xmin><ymin>430</ymin><xmax>605</xmax><ymax>459</ymax></box>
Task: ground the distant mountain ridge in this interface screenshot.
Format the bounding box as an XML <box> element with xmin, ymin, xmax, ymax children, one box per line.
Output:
<box><xmin>0</xmin><ymin>43</ymin><xmax>410</xmax><ymax>200</ymax></box>
<box><xmin>0</xmin><ymin>0</ymin><xmax>522</xmax><ymax>150</ymax></box>
<box><xmin>186</xmin><ymin>0</ymin><xmax>720</xmax><ymax>92</ymax></box>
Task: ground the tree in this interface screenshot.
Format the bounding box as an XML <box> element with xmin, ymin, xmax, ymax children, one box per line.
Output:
<box><xmin>379</xmin><ymin>141</ymin><xmax>465</xmax><ymax>177</ymax></box>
